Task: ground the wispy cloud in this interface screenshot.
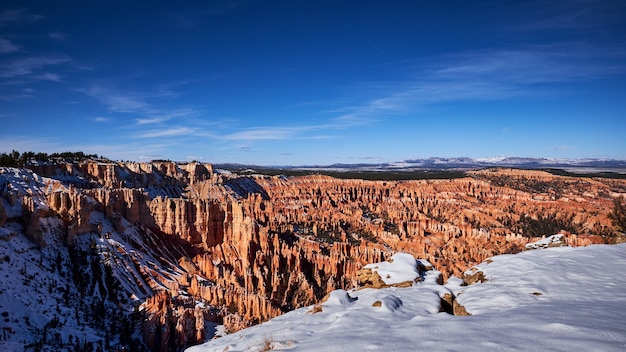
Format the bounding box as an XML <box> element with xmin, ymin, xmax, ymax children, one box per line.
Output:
<box><xmin>185</xmin><ymin>155</ymin><xmax>205</xmax><ymax>161</ymax></box>
<box><xmin>91</xmin><ymin>117</ymin><xmax>110</xmax><ymax>123</ymax></box>
<box><xmin>136</xmin><ymin>117</ymin><xmax>166</xmax><ymax>125</ymax></box>
<box><xmin>82</xmin><ymin>85</ymin><xmax>202</xmax><ymax>125</ymax></box>
<box><xmin>81</xmin><ymin>85</ymin><xmax>215</xmax><ymax>143</ymax></box>
<box><xmin>215</xmin><ymin>105</ymin><xmax>387</xmax><ymax>143</ymax></box>
<box><xmin>332</xmin><ymin>43</ymin><xmax>626</xmax><ymax>122</ymax></box>
<box><xmin>0</xmin><ymin>8</ymin><xmax>44</xmax><ymax>26</ymax></box>
<box><xmin>0</xmin><ymin>55</ymin><xmax>71</xmax><ymax>78</ymax></box>
<box><xmin>0</xmin><ymin>92</ymin><xmax>32</xmax><ymax>101</ymax></box>
<box><xmin>83</xmin><ymin>85</ymin><xmax>151</xmax><ymax>113</ymax></box>
<box><xmin>135</xmin><ymin>127</ymin><xmax>196</xmax><ymax>138</ymax></box>
<box><xmin>0</xmin><ymin>87</ymin><xmax>36</xmax><ymax>101</ymax></box>
<box><xmin>223</xmin><ymin>127</ymin><xmax>308</xmax><ymax>141</ymax></box>
<box><xmin>0</xmin><ymin>37</ymin><xmax>19</xmax><ymax>53</ymax></box>
<box><xmin>220</xmin><ymin>115</ymin><xmax>374</xmax><ymax>142</ymax></box>
<box><xmin>135</xmin><ymin>108</ymin><xmax>197</xmax><ymax>125</ymax></box>
<box><xmin>34</xmin><ymin>72</ymin><xmax>61</xmax><ymax>81</ymax></box>
<box><xmin>434</xmin><ymin>45</ymin><xmax>625</xmax><ymax>84</ymax></box>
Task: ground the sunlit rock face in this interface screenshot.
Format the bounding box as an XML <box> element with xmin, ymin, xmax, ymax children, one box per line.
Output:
<box><xmin>1</xmin><ymin>161</ymin><xmax>623</xmax><ymax>351</ymax></box>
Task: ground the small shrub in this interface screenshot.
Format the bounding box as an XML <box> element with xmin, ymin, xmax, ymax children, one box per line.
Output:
<box><xmin>259</xmin><ymin>337</ymin><xmax>274</xmax><ymax>351</ymax></box>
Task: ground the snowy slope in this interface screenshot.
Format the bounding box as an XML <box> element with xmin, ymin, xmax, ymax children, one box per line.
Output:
<box><xmin>0</xmin><ymin>168</ymin><xmax>143</xmax><ymax>351</ymax></box>
<box><xmin>0</xmin><ymin>167</ymin><xmax>203</xmax><ymax>351</ymax></box>
<box><xmin>187</xmin><ymin>244</ymin><xmax>626</xmax><ymax>352</ymax></box>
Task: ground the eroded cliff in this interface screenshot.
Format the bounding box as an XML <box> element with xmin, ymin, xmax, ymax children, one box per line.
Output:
<box><xmin>1</xmin><ymin>160</ymin><xmax>623</xmax><ymax>351</ymax></box>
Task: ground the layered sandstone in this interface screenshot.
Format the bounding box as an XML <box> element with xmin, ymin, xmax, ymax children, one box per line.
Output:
<box><xmin>5</xmin><ymin>161</ymin><xmax>624</xmax><ymax>351</ymax></box>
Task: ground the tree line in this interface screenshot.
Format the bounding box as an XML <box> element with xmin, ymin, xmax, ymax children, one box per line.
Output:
<box><xmin>0</xmin><ymin>150</ymin><xmax>105</xmax><ymax>167</ymax></box>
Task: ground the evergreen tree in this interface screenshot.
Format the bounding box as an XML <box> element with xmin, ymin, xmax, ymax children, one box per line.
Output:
<box><xmin>609</xmin><ymin>196</ymin><xmax>626</xmax><ymax>233</ymax></box>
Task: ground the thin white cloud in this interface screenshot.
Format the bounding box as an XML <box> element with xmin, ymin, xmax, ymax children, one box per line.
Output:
<box><xmin>220</xmin><ymin>115</ymin><xmax>377</xmax><ymax>142</ymax></box>
<box><xmin>136</xmin><ymin>117</ymin><xmax>167</xmax><ymax>125</ymax></box>
<box><xmin>0</xmin><ymin>87</ymin><xmax>35</xmax><ymax>101</ymax></box>
<box><xmin>83</xmin><ymin>86</ymin><xmax>201</xmax><ymax>127</ymax></box>
<box><xmin>0</xmin><ymin>8</ymin><xmax>45</xmax><ymax>26</ymax></box>
<box><xmin>135</xmin><ymin>108</ymin><xmax>197</xmax><ymax>125</ymax></box>
<box><xmin>83</xmin><ymin>85</ymin><xmax>151</xmax><ymax>113</ymax></box>
<box><xmin>185</xmin><ymin>155</ymin><xmax>204</xmax><ymax>161</ymax></box>
<box><xmin>0</xmin><ymin>92</ymin><xmax>32</xmax><ymax>101</ymax></box>
<box><xmin>0</xmin><ymin>37</ymin><xmax>19</xmax><ymax>53</ymax></box>
<box><xmin>91</xmin><ymin>117</ymin><xmax>110</xmax><ymax>123</ymax></box>
<box><xmin>0</xmin><ymin>55</ymin><xmax>71</xmax><ymax>78</ymax></box>
<box><xmin>135</xmin><ymin>127</ymin><xmax>195</xmax><ymax>138</ymax></box>
<box><xmin>434</xmin><ymin>45</ymin><xmax>625</xmax><ymax>84</ymax></box>
<box><xmin>334</xmin><ymin>43</ymin><xmax>626</xmax><ymax>121</ymax></box>
<box><xmin>223</xmin><ymin>127</ymin><xmax>305</xmax><ymax>141</ymax></box>
<box><xmin>35</xmin><ymin>72</ymin><xmax>61</xmax><ymax>81</ymax></box>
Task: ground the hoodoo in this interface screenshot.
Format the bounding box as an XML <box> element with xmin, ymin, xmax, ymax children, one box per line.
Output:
<box><xmin>1</xmin><ymin>160</ymin><xmax>624</xmax><ymax>351</ymax></box>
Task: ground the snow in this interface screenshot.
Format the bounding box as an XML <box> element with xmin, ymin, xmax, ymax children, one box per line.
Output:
<box><xmin>1</xmin><ymin>197</ymin><xmax>22</xmax><ymax>218</ymax></box>
<box><xmin>0</xmin><ymin>166</ymin><xmax>205</xmax><ymax>350</ymax></box>
<box><xmin>187</xmin><ymin>244</ymin><xmax>626</xmax><ymax>352</ymax></box>
<box><xmin>475</xmin><ymin>156</ymin><xmax>508</xmax><ymax>163</ymax></box>
<box><xmin>524</xmin><ymin>234</ymin><xmax>566</xmax><ymax>249</ymax></box>
<box><xmin>0</xmin><ymin>217</ymin><xmax>108</xmax><ymax>350</ymax></box>
<box><xmin>363</xmin><ymin>252</ymin><xmax>420</xmax><ymax>285</ymax></box>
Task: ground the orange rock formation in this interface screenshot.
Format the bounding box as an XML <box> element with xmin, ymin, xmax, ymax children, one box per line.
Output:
<box><xmin>14</xmin><ymin>161</ymin><xmax>625</xmax><ymax>349</ymax></box>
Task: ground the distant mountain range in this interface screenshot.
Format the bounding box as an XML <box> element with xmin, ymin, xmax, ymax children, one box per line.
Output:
<box><xmin>382</xmin><ymin>157</ymin><xmax>626</xmax><ymax>170</ymax></box>
<box><xmin>217</xmin><ymin>157</ymin><xmax>626</xmax><ymax>173</ymax></box>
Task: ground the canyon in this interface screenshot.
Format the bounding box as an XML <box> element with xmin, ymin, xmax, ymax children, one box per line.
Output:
<box><xmin>1</xmin><ymin>159</ymin><xmax>624</xmax><ymax>351</ymax></box>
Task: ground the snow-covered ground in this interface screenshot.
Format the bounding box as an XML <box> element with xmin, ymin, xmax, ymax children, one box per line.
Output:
<box><xmin>188</xmin><ymin>244</ymin><xmax>626</xmax><ymax>352</ymax></box>
<box><xmin>524</xmin><ymin>233</ymin><xmax>565</xmax><ymax>250</ymax></box>
<box><xmin>0</xmin><ymin>167</ymin><xmax>194</xmax><ymax>351</ymax></box>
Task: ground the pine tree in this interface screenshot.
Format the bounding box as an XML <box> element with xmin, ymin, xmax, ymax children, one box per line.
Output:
<box><xmin>609</xmin><ymin>196</ymin><xmax>626</xmax><ymax>233</ymax></box>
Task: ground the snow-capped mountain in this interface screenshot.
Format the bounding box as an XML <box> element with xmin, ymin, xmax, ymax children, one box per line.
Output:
<box><xmin>187</xmin><ymin>243</ymin><xmax>626</xmax><ymax>351</ymax></box>
<box><xmin>318</xmin><ymin>156</ymin><xmax>626</xmax><ymax>172</ymax></box>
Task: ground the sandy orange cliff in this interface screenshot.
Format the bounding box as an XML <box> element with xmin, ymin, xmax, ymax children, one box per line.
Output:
<box><xmin>5</xmin><ymin>160</ymin><xmax>624</xmax><ymax>350</ymax></box>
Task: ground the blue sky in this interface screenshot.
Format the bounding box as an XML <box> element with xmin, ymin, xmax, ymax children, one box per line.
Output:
<box><xmin>1</xmin><ymin>1</ymin><xmax>625</xmax><ymax>165</ymax></box>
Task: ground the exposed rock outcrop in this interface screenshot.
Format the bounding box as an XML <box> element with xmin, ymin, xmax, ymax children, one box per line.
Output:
<box><xmin>2</xmin><ymin>162</ymin><xmax>623</xmax><ymax>351</ymax></box>
<box><xmin>462</xmin><ymin>267</ymin><xmax>487</xmax><ymax>286</ymax></box>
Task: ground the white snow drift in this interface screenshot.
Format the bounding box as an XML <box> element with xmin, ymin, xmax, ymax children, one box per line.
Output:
<box><xmin>188</xmin><ymin>243</ymin><xmax>626</xmax><ymax>352</ymax></box>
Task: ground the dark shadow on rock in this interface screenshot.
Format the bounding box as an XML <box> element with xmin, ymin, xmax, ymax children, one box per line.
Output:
<box><xmin>224</xmin><ymin>177</ymin><xmax>270</xmax><ymax>200</ymax></box>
